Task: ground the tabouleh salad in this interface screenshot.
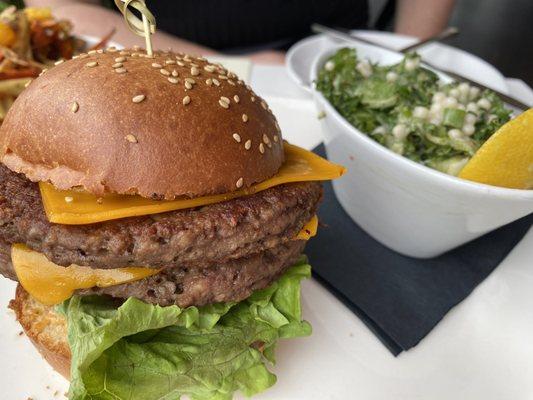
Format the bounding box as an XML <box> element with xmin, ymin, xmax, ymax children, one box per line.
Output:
<box><xmin>316</xmin><ymin>48</ymin><xmax>512</xmax><ymax>175</ymax></box>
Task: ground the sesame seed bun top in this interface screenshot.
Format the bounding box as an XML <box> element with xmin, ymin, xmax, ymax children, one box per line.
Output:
<box><xmin>0</xmin><ymin>48</ymin><xmax>284</xmax><ymax>199</ymax></box>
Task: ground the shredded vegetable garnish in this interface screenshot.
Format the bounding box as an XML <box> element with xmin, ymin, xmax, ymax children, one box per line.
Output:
<box><xmin>0</xmin><ymin>3</ymin><xmax>113</xmax><ymax>124</ymax></box>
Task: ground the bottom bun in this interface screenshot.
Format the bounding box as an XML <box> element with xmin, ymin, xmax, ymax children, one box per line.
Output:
<box><xmin>10</xmin><ymin>285</ymin><xmax>71</xmax><ymax>379</ymax></box>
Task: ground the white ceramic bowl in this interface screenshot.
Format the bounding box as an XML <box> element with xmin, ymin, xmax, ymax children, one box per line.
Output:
<box><xmin>311</xmin><ymin>43</ymin><xmax>533</xmax><ymax>258</ymax></box>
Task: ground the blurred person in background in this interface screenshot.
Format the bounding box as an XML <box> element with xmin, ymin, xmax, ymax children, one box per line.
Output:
<box><xmin>23</xmin><ymin>0</ymin><xmax>455</xmax><ymax>63</ymax></box>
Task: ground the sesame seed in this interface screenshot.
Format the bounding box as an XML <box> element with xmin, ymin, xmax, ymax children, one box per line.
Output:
<box><xmin>213</xmin><ymin>78</ymin><xmax>220</xmax><ymax>86</ymax></box>
<box><xmin>242</xmin><ymin>114</ymin><xmax>248</xmax><ymax>122</ymax></box>
<box><xmin>132</xmin><ymin>94</ymin><xmax>146</xmax><ymax>103</ymax></box>
<box><xmin>236</xmin><ymin>177</ymin><xmax>244</xmax><ymax>188</ymax></box>
<box><xmin>172</xmin><ymin>69</ymin><xmax>179</xmax><ymax>77</ymax></box>
<box><xmin>97</xmin><ymin>49</ymin><xmax>104</xmax><ymax>54</ymax></box>
<box><xmin>259</xmin><ymin>143</ymin><xmax>265</xmax><ymax>154</ymax></box>
<box><xmin>220</xmin><ymin>96</ymin><xmax>230</xmax><ymax>103</ymax></box>
<box><xmin>184</xmin><ymin>81</ymin><xmax>193</xmax><ymax>90</ymax></box>
<box><xmin>71</xmin><ymin>102</ymin><xmax>79</xmax><ymax>113</ymax></box>
<box><xmin>112</xmin><ymin>62</ymin><xmax>123</xmax><ymax>68</ymax></box>
<box><xmin>232</xmin><ymin>133</ymin><xmax>241</xmax><ymax>143</ymax></box>
<box><xmin>168</xmin><ymin>77</ymin><xmax>179</xmax><ymax>84</ymax></box>
<box><xmin>54</xmin><ymin>59</ymin><xmax>64</xmax><ymax>65</ymax></box>
<box><xmin>206</xmin><ymin>78</ymin><xmax>213</xmax><ymax>86</ymax></box>
<box><xmin>119</xmin><ymin>51</ymin><xmax>129</xmax><ymax>55</ymax></box>
<box><xmin>218</xmin><ymin>99</ymin><xmax>229</xmax><ymax>109</ymax></box>
<box><xmin>246</xmin><ymin>84</ymin><xmax>252</xmax><ymax>90</ymax></box>
<box><xmin>228</xmin><ymin>80</ymin><xmax>235</xmax><ymax>86</ymax></box>
<box><xmin>251</xmin><ymin>96</ymin><xmax>256</xmax><ymax>102</ymax></box>
<box><xmin>261</xmin><ymin>101</ymin><xmax>267</xmax><ymax>109</ymax></box>
<box><xmin>228</xmin><ymin>72</ymin><xmax>236</xmax><ymax>79</ymax></box>
<box><xmin>125</xmin><ymin>134</ymin><xmax>138</xmax><ymax>143</ymax></box>
<box><xmin>115</xmin><ymin>67</ymin><xmax>127</xmax><ymax>74</ymax></box>
<box><xmin>262</xmin><ymin>134</ymin><xmax>270</xmax><ymax>144</ymax></box>
<box><xmin>165</xmin><ymin>60</ymin><xmax>176</xmax><ymax>65</ymax></box>
<box><xmin>182</xmin><ymin>95</ymin><xmax>191</xmax><ymax>105</ymax></box>
<box><xmin>185</xmin><ymin>78</ymin><xmax>196</xmax><ymax>84</ymax></box>
<box><xmin>218</xmin><ymin>75</ymin><xmax>228</xmax><ymax>80</ymax></box>
<box><xmin>189</xmin><ymin>62</ymin><xmax>199</xmax><ymax>68</ymax></box>
<box><xmin>244</xmin><ymin>140</ymin><xmax>251</xmax><ymax>150</ymax></box>
<box><xmin>24</xmin><ymin>80</ymin><xmax>32</xmax><ymax>88</ymax></box>
<box><xmin>191</xmin><ymin>67</ymin><xmax>200</xmax><ymax>76</ymax></box>
<box><xmin>204</xmin><ymin>65</ymin><xmax>216</xmax><ymax>72</ymax></box>
<box><xmin>64</xmin><ymin>196</ymin><xmax>74</xmax><ymax>203</ymax></box>
<box><xmin>107</xmin><ymin>47</ymin><xmax>118</xmax><ymax>52</ymax></box>
<box><xmin>78</xmin><ymin>53</ymin><xmax>88</xmax><ymax>59</ymax></box>
<box><xmin>86</xmin><ymin>61</ymin><xmax>98</xmax><ymax>67</ymax></box>
<box><xmin>151</xmin><ymin>62</ymin><xmax>162</xmax><ymax>68</ymax></box>
<box><xmin>160</xmin><ymin>68</ymin><xmax>170</xmax><ymax>76</ymax></box>
<box><xmin>233</xmin><ymin>95</ymin><xmax>240</xmax><ymax>103</ymax></box>
<box><xmin>177</xmin><ymin>61</ymin><xmax>185</xmax><ymax>67</ymax></box>
<box><xmin>115</xmin><ymin>56</ymin><xmax>127</xmax><ymax>63</ymax></box>
<box><xmin>273</xmin><ymin>135</ymin><xmax>279</xmax><ymax>142</ymax></box>
<box><xmin>88</xmin><ymin>50</ymin><xmax>97</xmax><ymax>55</ymax></box>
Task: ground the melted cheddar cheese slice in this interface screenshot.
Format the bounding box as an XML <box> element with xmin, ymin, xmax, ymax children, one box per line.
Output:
<box><xmin>40</xmin><ymin>143</ymin><xmax>345</xmax><ymax>225</ymax></box>
<box><xmin>295</xmin><ymin>215</ymin><xmax>318</xmax><ymax>240</ymax></box>
<box><xmin>11</xmin><ymin>244</ymin><xmax>159</xmax><ymax>305</ymax></box>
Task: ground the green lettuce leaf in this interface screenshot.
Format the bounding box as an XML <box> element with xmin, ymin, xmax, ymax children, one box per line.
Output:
<box><xmin>58</xmin><ymin>259</ymin><xmax>312</xmax><ymax>400</ymax></box>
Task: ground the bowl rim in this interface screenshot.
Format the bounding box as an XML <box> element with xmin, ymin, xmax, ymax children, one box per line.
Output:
<box><xmin>310</xmin><ymin>43</ymin><xmax>533</xmax><ymax>199</ymax></box>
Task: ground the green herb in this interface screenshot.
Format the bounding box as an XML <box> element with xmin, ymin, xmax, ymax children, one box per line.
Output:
<box><xmin>316</xmin><ymin>48</ymin><xmax>512</xmax><ymax>175</ymax></box>
<box><xmin>443</xmin><ymin>108</ymin><xmax>466</xmax><ymax>128</ymax></box>
<box><xmin>58</xmin><ymin>259</ymin><xmax>312</xmax><ymax>400</ymax></box>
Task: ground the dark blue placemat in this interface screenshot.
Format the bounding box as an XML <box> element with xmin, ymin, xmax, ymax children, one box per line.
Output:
<box><xmin>306</xmin><ymin>144</ymin><xmax>533</xmax><ymax>355</ymax></box>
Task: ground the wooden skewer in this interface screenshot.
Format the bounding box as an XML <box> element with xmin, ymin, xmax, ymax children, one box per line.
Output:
<box><xmin>142</xmin><ymin>13</ymin><xmax>153</xmax><ymax>56</ymax></box>
<box><xmin>114</xmin><ymin>0</ymin><xmax>156</xmax><ymax>56</ymax></box>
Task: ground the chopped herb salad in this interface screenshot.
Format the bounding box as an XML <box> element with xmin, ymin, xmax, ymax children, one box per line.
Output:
<box><xmin>316</xmin><ymin>48</ymin><xmax>512</xmax><ymax>175</ymax></box>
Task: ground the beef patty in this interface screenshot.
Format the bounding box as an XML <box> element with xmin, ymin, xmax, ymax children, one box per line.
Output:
<box><xmin>0</xmin><ymin>164</ymin><xmax>321</xmax><ymax>271</ymax></box>
<box><xmin>0</xmin><ymin>165</ymin><xmax>321</xmax><ymax>306</ymax></box>
<box><xmin>79</xmin><ymin>241</ymin><xmax>306</xmax><ymax>307</ymax></box>
<box><xmin>0</xmin><ymin>238</ymin><xmax>304</xmax><ymax>307</ymax></box>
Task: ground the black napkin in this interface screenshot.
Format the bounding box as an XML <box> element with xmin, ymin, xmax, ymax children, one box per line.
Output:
<box><xmin>306</xmin><ymin>144</ymin><xmax>533</xmax><ymax>355</ymax></box>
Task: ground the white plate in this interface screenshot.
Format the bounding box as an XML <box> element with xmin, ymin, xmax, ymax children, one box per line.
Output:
<box><xmin>286</xmin><ymin>30</ymin><xmax>509</xmax><ymax>94</ymax></box>
<box><xmin>2</xmin><ymin>36</ymin><xmax>533</xmax><ymax>400</ymax></box>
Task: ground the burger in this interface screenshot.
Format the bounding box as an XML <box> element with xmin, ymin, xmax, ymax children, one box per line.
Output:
<box><xmin>0</xmin><ymin>47</ymin><xmax>344</xmax><ymax>399</ymax></box>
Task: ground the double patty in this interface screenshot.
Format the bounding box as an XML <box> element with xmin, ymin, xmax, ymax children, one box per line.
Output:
<box><xmin>0</xmin><ymin>164</ymin><xmax>322</xmax><ymax>307</ymax></box>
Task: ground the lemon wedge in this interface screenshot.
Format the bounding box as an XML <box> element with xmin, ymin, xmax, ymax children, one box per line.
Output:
<box><xmin>459</xmin><ymin>108</ymin><xmax>533</xmax><ymax>189</ymax></box>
